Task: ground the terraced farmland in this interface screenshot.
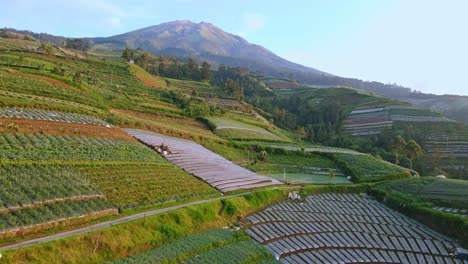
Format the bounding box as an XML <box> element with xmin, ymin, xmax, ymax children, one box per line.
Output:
<box><xmin>333</xmin><ymin>153</ymin><xmax>410</xmax><ymax>182</ymax></box>
<box><xmin>81</xmin><ymin>163</ymin><xmax>218</xmax><ymax>209</ymax></box>
<box><xmin>377</xmin><ymin>177</ymin><xmax>468</xmax><ymax>204</ymax></box>
<box><xmin>0</xmin><ymin>165</ymin><xmax>115</xmax><ymax>237</ymax></box>
<box><xmin>124</xmin><ymin>129</ymin><xmax>282</xmax><ymax>193</ymax></box>
<box><xmin>246</xmin><ymin>152</ymin><xmax>350</xmax><ymax>184</ymax></box>
<box><xmin>209</xmin><ymin>117</ymin><xmax>284</xmax><ymax>141</ymax></box>
<box><xmin>260</xmin><ymin>143</ymin><xmax>363</xmax><ymax>155</ymax></box>
<box><xmin>111</xmin><ymin>228</ymin><xmax>279</xmax><ymax>264</ymax></box>
<box><xmin>0</xmin><ymin>132</ymin><xmax>160</xmax><ymax>161</ymax></box>
<box><xmin>0</xmin><ymin>108</ymin><xmax>109</xmax><ymax>126</ymax></box>
<box><xmin>246</xmin><ymin>193</ymin><xmax>462</xmax><ymax>263</ymax></box>
<box><xmin>344</xmin><ymin>106</ymin><xmax>454</xmax><ymax>136</ymax></box>
<box><xmin>424</xmin><ymin>133</ymin><xmax>468</xmax><ymax>158</ymax></box>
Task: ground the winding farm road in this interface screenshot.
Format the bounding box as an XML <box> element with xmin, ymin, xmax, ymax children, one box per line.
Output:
<box><xmin>0</xmin><ymin>192</ymin><xmax>254</xmax><ymax>251</ymax></box>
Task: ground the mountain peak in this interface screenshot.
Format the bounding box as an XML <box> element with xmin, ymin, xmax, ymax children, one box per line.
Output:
<box><xmin>92</xmin><ymin>20</ymin><xmax>329</xmax><ymax>76</ymax></box>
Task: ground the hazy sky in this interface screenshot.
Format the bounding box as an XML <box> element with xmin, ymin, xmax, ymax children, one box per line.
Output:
<box><xmin>1</xmin><ymin>0</ymin><xmax>467</xmax><ymax>96</ymax></box>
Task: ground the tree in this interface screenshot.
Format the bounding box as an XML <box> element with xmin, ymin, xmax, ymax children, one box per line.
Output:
<box><xmin>200</xmin><ymin>61</ymin><xmax>211</xmax><ymax>81</ymax></box>
<box><xmin>122</xmin><ymin>47</ymin><xmax>134</xmax><ymax>61</ymax></box>
<box><xmin>84</xmin><ymin>39</ymin><xmax>94</xmax><ymax>51</ymax></box>
<box><xmin>404</xmin><ymin>140</ymin><xmax>424</xmax><ymax>170</ymax></box>
<box><xmin>225</xmin><ymin>79</ymin><xmax>243</xmax><ymax>99</ymax></box>
<box><xmin>187</xmin><ymin>58</ymin><xmax>199</xmax><ymax>80</ymax></box>
<box><xmin>391</xmin><ymin>135</ymin><xmax>407</xmax><ymax>165</ymax></box>
<box><xmin>329</xmin><ymin>169</ymin><xmax>336</xmax><ymax>184</ymax></box>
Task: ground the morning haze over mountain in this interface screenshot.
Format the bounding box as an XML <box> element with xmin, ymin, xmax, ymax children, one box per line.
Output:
<box><xmin>0</xmin><ymin>1</ymin><xmax>467</xmax><ymax>263</ymax></box>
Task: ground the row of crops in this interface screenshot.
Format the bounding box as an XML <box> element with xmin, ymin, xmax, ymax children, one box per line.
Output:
<box><xmin>0</xmin><ymin>165</ymin><xmax>101</xmax><ymax>209</ymax></box>
<box><xmin>0</xmin><ymin>198</ymin><xmax>114</xmax><ymax>233</ymax></box>
<box><xmin>81</xmin><ymin>164</ymin><xmax>219</xmax><ymax>209</ymax></box>
<box><xmin>344</xmin><ymin>106</ymin><xmax>453</xmax><ymax>136</ymax></box>
<box><xmin>0</xmin><ymin>89</ymin><xmax>104</xmax><ymax>116</ymax></box>
<box><xmin>0</xmin><ymin>132</ymin><xmax>161</xmax><ymax>161</ymax></box>
<box><xmin>333</xmin><ymin>153</ymin><xmax>410</xmax><ymax>182</ymax></box>
<box><xmin>246</xmin><ymin>193</ymin><xmax>462</xmax><ymax>263</ymax></box>
<box><xmin>0</xmin><ymin>69</ymin><xmax>104</xmax><ymax>109</ymax></box>
<box><xmin>111</xmin><ymin>228</ymin><xmax>279</xmax><ymax>264</ymax></box>
<box><xmin>0</xmin><ymin>108</ymin><xmax>109</xmax><ymax>126</ymax></box>
<box><xmin>209</xmin><ymin>117</ymin><xmax>283</xmax><ymax>142</ymax></box>
<box><xmin>0</xmin><ymin>164</ymin><xmax>116</xmax><ymax>235</ymax></box>
<box><xmin>377</xmin><ymin>178</ymin><xmax>468</xmax><ymax>204</ymax></box>
<box><xmin>0</xmin><ymin>51</ymin><xmax>172</xmax><ymax>115</ymax></box>
<box><xmin>245</xmin><ymin>152</ymin><xmax>350</xmax><ymax>184</ymax></box>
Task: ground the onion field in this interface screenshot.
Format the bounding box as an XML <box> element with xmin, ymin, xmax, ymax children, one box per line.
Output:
<box><xmin>246</xmin><ymin>193</ymin><xmax>462</xmax><ymax>263</ymax></box>
<box><xmin>0</xmin><ymin>164</ymin><xmax>115</xmax><ymax>236</ymax></box>
<box><xmin>0</xmin><ymin>108</ymin><xmax>109</xmax><ymax>126</ymax></box>
<box><xmin>0</xmin><ymin>132</ymin><xmax>161</xmax><ymax>161</ymax></box>
<box><xmin>81</xmin><ymin>163</ymin><xmax>219</xmax><ymax>209</ymax></box>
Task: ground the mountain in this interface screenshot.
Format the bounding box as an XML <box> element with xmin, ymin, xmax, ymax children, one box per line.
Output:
<box><xmin>4</xmin><ymin>23</ymin><xmax>467</xmax><ymax>123</ymax></box>
<box><xmin>90</xmin><ymin>20</ymin><xmax>330</xmax><ymax>77</ymax></box>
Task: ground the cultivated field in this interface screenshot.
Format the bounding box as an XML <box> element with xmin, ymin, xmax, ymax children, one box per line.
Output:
<box><xmin>344</xmin><ymin>106</ymin><xmax>454</xmax><ymax>136</ymax></box>
<box><xmin>209</xmin><ymin>117</ymin><xmax>284</xmax><ymax>141</ymax></box>
<box><xmin>0</xmin><ymin>165</ymin><xmax>115</xmax><ymax>238</ymax></box>
<box><xmin>111</xmin><ymin>229</ymin><xmax>279</xmax><ymax>264</ymax></box>
<box><xmin>0</xmin><ymin>108</ymin><xmax>109</xmax><ymax>126</ymax></box>
<box><xmin>81</xmin><ymin>163</ymin><xmax>218</xmax><ymax>209</ymax></box>
<box><xmin>124</xmin><ymin>129</ymin><xmax>283</xmax><ymax>193</ymax></box>
<box><xmin>333</xmin><ymin>153</ymin><xmax>410</xmax><ymax>182</ymax></box>
<box><xmin>0</xmin><ymin>132</ymin><xmax>160</xmax><ymax>161</ymax></box>
<box><xmin>377</xmin><ymin>177</ymin><xmax>468</xmax><ymax>204</ymax></box>
<box><xmin>246</xmin><ymin>193</ymin><xmax>462</xmax><ymax>263</ymax></box>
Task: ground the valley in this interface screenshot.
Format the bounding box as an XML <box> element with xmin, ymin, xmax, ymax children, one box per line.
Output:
<box><xmin>0</xmin><ymin>23</ymin><xmax>466</xmax><ymax>264</ymax></box>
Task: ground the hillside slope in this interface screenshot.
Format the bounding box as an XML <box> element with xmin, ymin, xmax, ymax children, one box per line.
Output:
<box><xmin>90</xmin><ymin>20</ymin><xmax>330</xmax><ymax>77</ymax></box>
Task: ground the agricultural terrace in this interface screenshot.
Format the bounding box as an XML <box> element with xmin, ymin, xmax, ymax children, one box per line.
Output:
<box><xmin>246</xmin><ymin>152</ymin><xmax>350</xmax><ymax>184</ymax></box>
<box><xmin>209</xmin><ymin>117</ymin><xmax>285</xmax><ymax>141</ymax></box>
<box><xmin>124</xmin><ymin>129</ymin><xmax>283</xmax><ymax>193</ymax></box>
<box><xmin>110</xmin><ymin>109</ymin><xmax>220</xmax><ymax>142</ymax></box>
<box><xmin>205</xmin><ymin>98</ymin><xmax>247</xmax><ymax>111</ymax></box>
<box><xmin>344</xmin><ymin>105</ymin><xmax>454</xmax><ymax>136</ymax></box>
<box><xmin>111</xmin><ymin>229</ymin><xmax>279</xmax><ymax>264</ymax></box>
<box><xmin>0</xmin><ymin>118</ymin><xmax>132</xmax><ymax>140</ymax></box>
<box><xmin>258</xmin><ymin>142</ymin><xmax>363</xmax><ymax>155</ymax></box>
<box><xmin>128</xmin><ymin>64</ymin><xmax>164</xmax><ymax>89</ymax></box>
<box><xmin>0</xmin><ymin>165</ymin><xmax>115</xmax><ymax>238</ymax></box>
<box><xmin>0</xmin><ymin>68</ymin><xmax>103</xmax><ymax>109</ymax></box>
<box><xmin>332</xmin><ymin>153</ymin><xmax>411</xmax><ymax>182</ymax></box>
<box><xmin>0</xmin><ymin>51</ymin><xmax>173</xmax><ymax>115</ymax></box>
<box><xmin>246</xmin><ymin>193</ymin><xmax>462</xmax><ymax>263</ymax></box>
<box><xmin>81</xmin><ymin>163</ymin><xmax>218</xmax><ymax>210</ymax></box>
<box><xmin>0</xmin><ymin>89</ymin><xmax>104</xmax><ymax>117</ymax></box>
<box><xmin>376</xmin><ymin>178</ymin><xmax>468</xmax><ymax>205</ymax></box>
<box><xmin>424</xmin><ymin>131</ymin><xmax>468</xmax><ymax>158</ymax></box>
<box><xmin>0</xmin><ymin>108</ymin><xmax>109</xmax><ymax>126</ymax></box>
<box><xmin>168</xmin><ymin>78</ymin><xmax>224</xmax><ymax>97</ymax></box>
<box><xmin>0</xmin><ymin>132</ymin><xmax>159</xmax><ymax>161</ymax></box>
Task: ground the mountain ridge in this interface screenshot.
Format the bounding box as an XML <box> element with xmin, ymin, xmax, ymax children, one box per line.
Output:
<box><xmin>91</xmin><ymin>20</ymin><xmax>331</xmax><ymax>76</ymax></box>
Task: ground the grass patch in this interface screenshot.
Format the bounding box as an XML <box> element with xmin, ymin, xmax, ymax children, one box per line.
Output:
<box><xmin>1</xmin><ymin>189</ymin><xmax>285</xmax><ymax>263</ymax></box>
